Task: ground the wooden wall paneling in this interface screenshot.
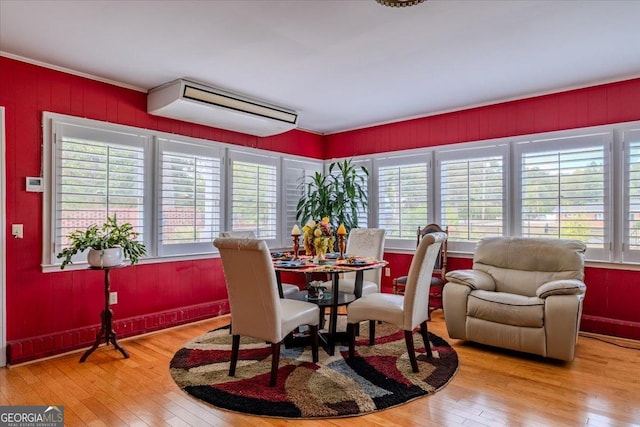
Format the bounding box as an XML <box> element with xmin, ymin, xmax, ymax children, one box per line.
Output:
<box><xmin>4</xmin><ymin>54</ymin><xmax>640</xmax><ymax>362</ymax></box>
<box><xmin>1</xmin><ymin>56</ymin><xmax>324</xmax><ymax>363</ymax></box>
<box><xmin>532</xmin><ymin>95</ymin><xmax>559</xmax><ymax>133</ymax></box>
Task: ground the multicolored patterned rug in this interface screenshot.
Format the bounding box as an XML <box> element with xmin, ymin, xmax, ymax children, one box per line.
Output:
<box><xmin>169</xmin><ymin>323</ymin><xmax>458</xmax><ymax>419</ymax></box>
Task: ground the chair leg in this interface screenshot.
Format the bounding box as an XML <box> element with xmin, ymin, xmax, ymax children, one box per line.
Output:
<box><xmin>347</xmin><ymin>323</ymin><xmax>356</xmax><ymax>359</ymax></box>
<box><xmin>419</xmin><ymin>321</ymin><xmax>433</xmax><ymax>357</ymax></box>
<box><xmin>310</xmin><ymin>324</ymin><xmax>319</xmax><ymax>363</ymax></box>
<box><xmin>404</xmin><ymin>330</ymin><xmax>419</xmax><ymax>373</ymax></box>
<box><xmin>369</xmin><ymin>320</ymin><xmax>376</xmax><ymax>345</ymax></box>
<box><xmin>269</xmin><ymin>342</ymin><xmax>281</xmax><ymax>387</ymax></box>
<box><xmin>229</xmin><ymin>335</ymin><xmax>240</xmax><ymax>377</ymax></box>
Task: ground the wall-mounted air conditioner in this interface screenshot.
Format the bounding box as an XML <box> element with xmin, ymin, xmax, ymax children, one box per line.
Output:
<box><xmin>147</xmin><ymin>79</ymin><xmax>298</xmax><ymax>137</ymax></box>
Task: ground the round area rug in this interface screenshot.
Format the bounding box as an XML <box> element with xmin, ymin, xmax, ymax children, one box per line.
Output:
<box><xmin>169</xmin><ymin>323</ymin><xmax>458</xmax><ymax>419</ymax></box>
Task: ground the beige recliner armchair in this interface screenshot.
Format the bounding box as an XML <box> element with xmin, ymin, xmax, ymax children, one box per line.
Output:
<box><xmin>443</xmin><ymin>237</ymin><xmax>587</xmax><ymax>361</ymax></box>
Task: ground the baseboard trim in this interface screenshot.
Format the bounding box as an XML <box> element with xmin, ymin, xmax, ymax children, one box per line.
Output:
<box><xmin>6</xmin><ymin>300</ymin><xmax>230</xmax><ymax>365</ymax></box>
<box><xmin>580</xmin><ymin>314</ymin><xmax>640</xmax><ymax>341</ymax></box>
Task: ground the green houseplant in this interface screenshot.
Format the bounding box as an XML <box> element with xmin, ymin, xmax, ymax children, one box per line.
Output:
<box><xmin>57</xmin><ymin>215</ymin><xmax>147</xmax><ymax>269</ymax></box>
<box><xmin>296</xmin><ymin>159</ymin><xmax>368</xmax><ymax>233</ymax></box>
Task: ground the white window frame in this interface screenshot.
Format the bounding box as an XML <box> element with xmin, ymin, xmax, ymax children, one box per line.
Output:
<box><xmin>280</xmin><ymin>157</ymin><xmax>323</xmax><ymax>244</ymax></box>
<box><xmin>226</xmin><ymin>149</ymin><xmax>280</xmax><ymax>247</ymax></box>
<box><xmin>42</xmin><ymin>112</ymin><xmax>640</xmax><ymax>268</ymax></box>
<box><xmin>156</xmin><ymin>136</ymin><xmax>224</xmax><ymax>257</ymax></box>
<box><xmin>349</xmin><ymin>158</ymin><xmax>372</xmax><ymax>229</ymax></box>
<box><xmin>435</xmin><ymin>142</ymin><xmax>509</xmax><ymax>253</ymax></box>
<box><xmin>1</xmin><ymin>106</ymin><xmax>7</xmax><ymax>367</ymax></box>
<box><xmin>373</xmin><ymin>152</ymin><xmax>431</xmax><ymax>250</ymax></box>
<box><xmin>42</xmin><ymin>113</ymin><xmax>153</xmax><ymax>270</ymax></box>
<box><xmin>622</xmin><ymin>128</ymin><xmax>640</xmax><ymax>263</ymax></box>
<box><xmin>513</xmin><ymin>131</ymin><xmax>612</xmax><ymax>262</ymax></box>
<box><xmin>42</xmin><ymin>113</ymin><xmax>299</xmax><ymax>271</ymax></box>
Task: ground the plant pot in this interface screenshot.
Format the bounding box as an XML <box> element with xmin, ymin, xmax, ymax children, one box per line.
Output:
<box><xmin>87</xmin><ymin>247</ymin><xmax>123</xmax><ymax>268</ymax></box>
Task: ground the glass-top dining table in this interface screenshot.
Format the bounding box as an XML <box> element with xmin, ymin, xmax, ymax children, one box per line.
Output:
<box><xmin>273</xmin><ymin>255</ymin><xmax>388</xmax><ymax>355</ymax></box>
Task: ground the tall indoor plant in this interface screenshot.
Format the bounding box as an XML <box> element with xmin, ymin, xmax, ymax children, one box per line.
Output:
<box><xmin>57</xmin><ymin>214</ymin><xmax>147</xmax><ymax>269</ymax></box>
<box><xmin>296</xmin><ymin>159</ymin><xmax>368</xmax><ymax>233</ymax></box>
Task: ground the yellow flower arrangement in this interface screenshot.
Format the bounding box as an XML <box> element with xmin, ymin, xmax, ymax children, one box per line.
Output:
<box><xmin>302</xmin><ymin>217</ymin><xmax>335</xmax><ymax>258</ymax></box>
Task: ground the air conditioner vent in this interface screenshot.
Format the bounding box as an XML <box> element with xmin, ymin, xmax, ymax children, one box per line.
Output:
<box><xmin>148</xmin><ymin>79</ymin><xmax>298</xmax><ymax>137</ymax></box>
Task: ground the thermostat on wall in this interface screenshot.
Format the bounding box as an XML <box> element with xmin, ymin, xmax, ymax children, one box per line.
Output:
<box><xmin>26</xmin><ymin>177</ymin><xmax>44</xmax><ymax>192</ymax></box>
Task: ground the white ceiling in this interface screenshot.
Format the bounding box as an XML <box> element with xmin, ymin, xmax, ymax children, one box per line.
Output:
<box><xmin>1</xmin><ymin>0</ymin><xmax>640</xmax><ymax>135</ymax></box>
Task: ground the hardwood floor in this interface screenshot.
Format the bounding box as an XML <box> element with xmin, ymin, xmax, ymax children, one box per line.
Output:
<box><xmin>1</xmin><ymin>312</ymin><xmax>639</xmax><ymax>426</ymax></box>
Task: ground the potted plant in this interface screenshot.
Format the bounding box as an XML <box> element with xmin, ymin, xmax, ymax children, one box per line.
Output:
<box><xmin>296</xmin><ymin>159</ymin><xmax>368</xmax><ymax>234</ymax></box>
<box><xmin>57</xmin><ymin>215</ymin><xmax>146</xmax><ymax>269</ymax></box>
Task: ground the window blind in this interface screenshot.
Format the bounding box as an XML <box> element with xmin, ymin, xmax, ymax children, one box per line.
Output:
<box><xmin>440</xmin><ymin>154</ymin><xmax>504</xmax><ymax>242</ymax></box>
<box><xmin>518</xmin><ymin>133</ymin><xmax>609</xmax><ymax>260</ymax></box>
<box><xmin>377</xmin><ymin>156</ymin><xmax>429</xmax><ymax>243</ymax></box>
<box><xmin>230</xmin><ymin>152</ymin><xmax>278</xmax><ymax>240</ymax></box>
<box><xmin>158</xmin><ymin>139</ymin><xmax>221</xmax><ymax>254</ymax></box>
<box><xmin>352</xmin><ymin>159</ymin><xmax>370</xmax><ymax>228</ymax></box>
<box><xmin>283</xmin><ymin>158</ymin><xmax>322</xmax><ymax>238</ymax></box>
<box><xmin>55</xmin><ymin>124</ymin><xmax>146</xmax><ymax>259</ymax></box>
<box><xmin>624</xmin><ymin>130</ymin><xmax>640</xmax><ymax>261</ymax></box>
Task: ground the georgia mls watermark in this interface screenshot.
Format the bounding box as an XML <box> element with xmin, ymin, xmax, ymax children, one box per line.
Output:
<box><xmin>0</xmin><ymin>406</ymin><xmax>64</xmax><ymax>427</ymax></box>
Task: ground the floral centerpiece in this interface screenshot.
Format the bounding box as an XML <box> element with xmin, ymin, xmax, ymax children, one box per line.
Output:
<box><xmin>302</xmin><ymin>217</ymin><xmax>335</xmax><ymax>261</ymax></box>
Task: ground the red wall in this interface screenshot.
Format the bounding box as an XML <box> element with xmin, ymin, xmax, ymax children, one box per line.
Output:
<box><xmin>325</xmin><ymin>79</ymin><xmax>640</xmax><ymax>155</ymax></box>
<box><xmin>2</xmin><ymin>56</ymin><xmax>640</xmax><ymax>364</ymax></box>
<box><xmin>0</xmin><ymin>57</ymin><xmax>324</xmax><ymax>364</ymax></box>
<box><xmin>328</xmin><ymin>78</ymin><xmax>640</xmax><ymax>342</ymax></box>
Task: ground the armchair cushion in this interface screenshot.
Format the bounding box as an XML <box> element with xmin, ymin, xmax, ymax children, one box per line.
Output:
<box><xmin>445</xmin><ymin>270</ymin><xmax>495</xmax><ymax>291</ymax></box>
<box><xmin>536</xmin><ymin>280</ymin><xmax>586</xmax><ymax>299</ymax></box>
<box><xmin>468</xmin><ymin>290</ymin><xmax>544</xmax><ymax>328</ymax></box>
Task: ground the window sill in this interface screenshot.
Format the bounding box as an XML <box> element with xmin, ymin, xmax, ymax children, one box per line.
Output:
<box><xmin>383</xmin><ymin>247</ymin><xmax>640</xmax><ymax>271</ymax></box>
<box><xmin>42</xmin><ymin>251</ymin><xmax>221</xmax><ymax>273</ymax></box>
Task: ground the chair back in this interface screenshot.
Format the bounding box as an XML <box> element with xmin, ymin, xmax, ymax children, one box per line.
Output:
<box><xmin>473</xmin><ymin>236</ymin><xmax>586</xmax><ymax>297</ymax></box>
<box><xmin>219</xmin><ymin>230</ymin><xmax>256</xmax><ymax>238</ymax></box>
<box><xmin>402</xmin><ymin>232</ymin><xmax>447</xmax><ymax>330</ymax></box>
<box><xmin>417</xmin><ymin>224</ymin><xmax>448</xmax><ymax>280</ymax></box>
<box><xmin>345</xmin><ymin>228</ymin><xmax>386</xmax><ymax>287</ymax></box>
<box><xmin>213</xmin><ymin>237</ymin><xmax>282</xmax><ymax>343</ymax></box>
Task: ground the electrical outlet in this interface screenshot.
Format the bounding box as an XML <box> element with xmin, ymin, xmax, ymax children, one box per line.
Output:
<box><xmin>109</xmin><ymin>292</ymin><xmax>118</xmax><ymax>305</ymax></box>
<box><xmin>385</xmin><ymin>267</ymin><xmax>391</xmax><ymax>277</ymax></box>
<box><xmin>11</xmin><ymin>224</ymin><xmax>23</xmax><ymax>239</ymax></box>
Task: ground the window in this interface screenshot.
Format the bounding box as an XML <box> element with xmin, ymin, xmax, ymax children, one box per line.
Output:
<box><xmin>624</xmin><ymin>129</ymin><xmax>640</xmax><ymax>262</ymax></box>
<box><xmin>228</xmin><ymin>150</ymin><xmax>278</xmax><ymax>242</ymax></box>
<box><xmin>157</xmin><ymin>138</ymin><xmax>223</xmax><ymax>256</ymax></box>
<box><xmin>282</xmin><ymin>158</ymin><xmax>323</xmax><ymax>239</ymax></box>
<box><xmin>49</xmin><ymin>120</ymin><xmax>149</xmax><ymax>265</ymax></box>
<box><xmin>43</xmin><ymin>112</ymin><xmax>640</xmax><ymax>267</ymax></box>
<box><xmin>351</xmin><ymin>159</ymin><xmax>371</xmax><ymax>228</ymax></box>
<box><xmin>437</xmin><ymin>145</ymin><xmax>506</xmax><ymax>252</ymax></box>
<box><xmin>375</xmin><ymin>154</ymin><xmax>430</xmax><ymax>249</ymax></box>
<box><xmin>43</xmin><ymin>113</ymin><xmax>315</xmax><ymax>270</ymax></box>
<box><xmin>516</xmin><ymin>133</ymin><xmax>610</xmax><ymax>261</ymax></box>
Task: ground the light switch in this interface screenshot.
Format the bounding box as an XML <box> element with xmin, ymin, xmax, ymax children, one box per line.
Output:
<box><xmin>12</xmin><ymin>224</ymin><xmax>24</xmax><ymax>239</ymax></box>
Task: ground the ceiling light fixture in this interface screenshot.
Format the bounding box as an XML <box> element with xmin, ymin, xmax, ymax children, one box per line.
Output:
<box><xmin>375</xmin><ymin>0</ymin><xmax>425</xmax><ymax>7</ymax></box>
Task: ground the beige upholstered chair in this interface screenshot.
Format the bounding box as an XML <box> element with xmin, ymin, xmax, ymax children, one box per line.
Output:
<box><xmin>219</xmin><ymin>230</ymin><xmax>257</xmax><ymax>238</ymax></box>
<box><xmin>443</xmin><ymin>236</ymin><xmax>587</xmax><ymax>362</ymax></box>
<box><xmin>323</xmin><ymin>228</ymin><xmax>386</xmax><ymax>297</ymax></box>
<box><xmin>218</xmin><ymin>231</ymin><xmax>299</xmax><ymax>298</ymax></box>
<box><xmin>346</xmin><ymin>232</ymin><xmax>447</xmax><ymax>373</ymax></box>
<box><xmin>213</xmin><ymin>238</ymin><xmax>319</xmax><ymax>386</ymax></box>
<box><xmin>393</xmin><ymin>223</ymin><xmax>448</xmax><ymax>319</ymax></box>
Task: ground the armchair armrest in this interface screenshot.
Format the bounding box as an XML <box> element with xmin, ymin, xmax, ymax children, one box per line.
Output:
<box><xmin>536</xmin><ymin>280</ymin><xmax>586</xmax><ymax>299</ymax></box>
<box><xmin>445</xmin><ymin>270</ymin><xmax>496</xmax><ymax>291</ymax></box>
